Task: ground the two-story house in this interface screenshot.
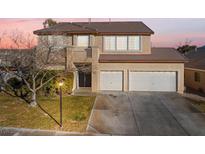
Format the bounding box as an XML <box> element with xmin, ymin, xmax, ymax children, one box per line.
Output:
<box><xmin>34</xmin><ymin>21</ymin><xmax>186</xmax><ymax>94</ymax></box>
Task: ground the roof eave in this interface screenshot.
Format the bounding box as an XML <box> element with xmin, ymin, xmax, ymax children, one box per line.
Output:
<box><xmin>33</xmin><ymin>31</ymin><xmax>154</xmax><ymax>36</ymax></box>
<box><xmin>99</xmin><ymin>60</ymin><xmax>187</xmax><ymax>63</ymax></box>
<box><xmin>33</xmin><ymin>31</ymin><xmax>97</xmax><ymax>35</ymax></box>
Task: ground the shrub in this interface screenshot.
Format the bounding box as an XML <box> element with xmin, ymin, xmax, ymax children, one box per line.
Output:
<box><xmin>4</xmin><ymin>77</ymin><xmax>31</xmax><ymax>102</ymax></box>
<box><xmin>40</xmin><ymin>71</ymin><xmax>74</xmax><ymax>96</ymax></box>
<box><xmin>71</xmin><ymin>112</ymin><xmax>86</xmax><ymax>121</ymax></box>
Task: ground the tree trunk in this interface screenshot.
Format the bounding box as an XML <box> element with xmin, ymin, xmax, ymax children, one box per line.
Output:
<box><xmin>30</xmin><ymin>91</ymin><xmax>37</xmax><ymax>107</ymax></box>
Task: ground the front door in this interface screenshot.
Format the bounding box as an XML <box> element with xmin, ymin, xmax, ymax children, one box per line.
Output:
<box><xmin>79</xmin><ymin>71</ymin><xmax>91</xmax><ymax>87</ymax></box>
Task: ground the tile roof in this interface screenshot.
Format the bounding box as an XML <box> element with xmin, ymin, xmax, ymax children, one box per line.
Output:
<box><xmin>185</xmin><ymin>47</ymin><xmax>205</xmax><ymax>70</ymax></box>
<box><xmin>33</xmin><ymin>22</ymin><xmax>154</xmax><ymax>35</ymax></box>
<box><xmin>99</xmin><ymin>48</ymin><xmax>187</xmax><ymax>63</ymax></box>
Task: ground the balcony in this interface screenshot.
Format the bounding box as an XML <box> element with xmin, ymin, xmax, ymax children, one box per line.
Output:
<box><xmin>66</xmin><ymin>46</ymin><xmax>99</xmax><ymax>63</ymax></box>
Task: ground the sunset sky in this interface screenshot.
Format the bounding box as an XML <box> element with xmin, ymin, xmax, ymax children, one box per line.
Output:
<box><xmin>0</xmin><ymin>18</ymin><xmax>205</xmax><ymax>48</ymax></box>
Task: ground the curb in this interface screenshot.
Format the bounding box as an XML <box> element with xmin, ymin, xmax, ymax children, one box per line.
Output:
<box><xmin>182</xmin><ymin>93</ymin><xmax>205</xmax><ymax>102</ymax></box>
<box><xmin>0</xmin><ymin>126</ymin><xmax>104</xmax><ymax>136</ymax></box>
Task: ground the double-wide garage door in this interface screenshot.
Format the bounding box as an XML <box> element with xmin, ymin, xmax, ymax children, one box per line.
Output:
<box><xmin>129</xmin><ymin>71</ymin><xmax>176</xmax><ymax>92</ymax></box>
<box><xmin>100</xmin><ymin>71</ymin><xmax>176</xmax><ymax>92</ymax></box>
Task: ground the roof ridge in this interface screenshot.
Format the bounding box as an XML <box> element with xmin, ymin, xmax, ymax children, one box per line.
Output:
<box><xmin>34</xmin><ymin>21</ymin><xmax>154</xmax><ymax>35</ymax></box>
<box><xmin>72</xmin><ymin>21</ymin><xmax>144</xmax><ymax>23</ymax></box>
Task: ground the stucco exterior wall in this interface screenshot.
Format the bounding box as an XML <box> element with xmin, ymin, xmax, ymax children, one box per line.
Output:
<box><xmin>92</xmin><ymin>63</ymin><xmax>184</xmax><ymax>93</ymax></box>
<box><xmin>36</xmin><ymin>35</ymin><xmax>72</xmax><ymax>68</ymax></box>
<box><xmin>37</xmin><ymin>35</ymin><xmax>184</xmax><ymax>94</ymax></box>
<box><xmin>37</xmin><ymin>35</ymin><xmax>152</xmax><ymax>65</ymax></box>
<box><xmin>185</xmin><ymin>68</ymin><xmax>205</xmax><ymax>93</ymax></box>
<box><xmin>37</xmin><ymin>35</ymin><xmax>72</xmax><ymax>47</ymax></box>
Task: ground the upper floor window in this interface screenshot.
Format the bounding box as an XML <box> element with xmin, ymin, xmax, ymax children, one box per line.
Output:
<box><xmin>117</xmin><ymin>36</ymin><xmax>128</xmax><ymax>50</ymax></box>
<box><xmin>104</xmin><ymin>36</ymin><xmax>141</xmax><ymax>52</ymax></box>
<box><xmin>128</xmin><ymin>36</ymin><xmax>140</xmax><ymax>50</ymax></box>
<box><xmin>194</xmin><ymin>72</ymin><xmax>200</xmax><ymax>82</ymax></box>
<box><xmin>77</xmin><ymin>35</ymin><xmax>89</xmax><ymax>47</ymax></box>
<box><xmin>104</xmin><ymin>36</ymin><xmax>116</xmax><ymax>50</ymax></box>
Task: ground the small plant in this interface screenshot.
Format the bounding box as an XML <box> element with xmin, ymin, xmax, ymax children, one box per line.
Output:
<box><xmin>40</xmin><ymin>71</ymin><xmax>73</xmax><ymax>96</ymax></box>
<box><xmin>71</xmin><ymin>112</ymin><xmax>86</xmax><ymax>121</ymax></box>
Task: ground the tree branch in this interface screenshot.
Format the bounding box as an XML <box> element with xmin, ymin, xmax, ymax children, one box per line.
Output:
<box><xmin>36</xmin><ymin>74</ymin><xmax>56</xmax><ymax>91</ymax></box>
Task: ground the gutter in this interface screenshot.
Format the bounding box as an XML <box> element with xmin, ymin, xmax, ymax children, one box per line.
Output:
<box><xmin>185</xmin><ymin>67</ymin><xmax>205</xmax><ymax>72</ymax></box>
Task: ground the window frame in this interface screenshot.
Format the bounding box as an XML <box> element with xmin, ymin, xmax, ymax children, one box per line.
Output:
<box><xmin>76</xmin><ymin>35</ymin><xmax>90</xmax><ymax>47</ymax></box>
<box><xmin>194</xmin><ymin>72</ymin><xmax>201</xmax><ymax>82</ymax></box>
<box><xmin>128</xmin><ymin>36</ymin><xmax>141</xmax><ymax>51</ymax></box>
<box><xmin>103</xmin><ymin>35</ymin><xmax>141</xmax><ymax>52</ymax></box>
<box><xmin>116</xmin><ymin>36</ymin><xmax>128</xmax><ymax>51</ymax></box>
<box><xmin>103</xmin><ymin>36</ymin><xmax>116</xmax><ymax>51</ymax></box>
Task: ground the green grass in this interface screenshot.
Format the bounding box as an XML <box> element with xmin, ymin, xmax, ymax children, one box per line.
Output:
<box><xmin>0</xmin><ymin>94</ymin><xmax>95</xmax><ymax>132</ymax></box>
<box><xmin>186</xmin><ymin>98</ymin><xmax>205</xmax><ymax>112</ymax></box>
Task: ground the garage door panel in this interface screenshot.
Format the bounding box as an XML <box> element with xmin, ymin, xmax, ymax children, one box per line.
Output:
<box><xmin>129</xmin><ymin>72</ymin><xmax>176</xmax><ymax>92</ymax></box>
<box><xmin>100</xmin><ymin>71</ymin><xmax>123</xmax><ymax>91</ymax></box>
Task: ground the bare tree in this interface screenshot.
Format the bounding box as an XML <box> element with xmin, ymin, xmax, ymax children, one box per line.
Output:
<box><xmin>0</xmin><ymin>31</ymin><xmax>93</xmax><ymax>106</ymax></box>
<box><xmin>177</xmin><ymin>39</ymin><xmax>197</xmax><ymax>54</ymax></box>
<box><xmin>0</xmin><ymin>31</ymin><xmax>65</xmax><ymax>107</ymax></box>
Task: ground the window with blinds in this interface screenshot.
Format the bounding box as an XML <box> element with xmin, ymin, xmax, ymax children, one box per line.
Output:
<box><xmin>104</xmin><ymin>36</ymin><xmax>116</xmax><ymax>50</ymax></box>
<box><xmin>128</xmin><ymin>36</ymin><xmax>140</xmax><ymax>50</ymax></box>
<box><xmin>116</xmin><ymin>36</ymin><xmax>128</xmax><ymax>50</ymax></box>
<box><xmin>104</xmin><ymin>36</ymin><xmax>141</xmax><ymax>52</ymax></box>
<box><xmin>77</xmin><ymin>35</ymin><xmax>89</xmax><ymax>47</ymax></box>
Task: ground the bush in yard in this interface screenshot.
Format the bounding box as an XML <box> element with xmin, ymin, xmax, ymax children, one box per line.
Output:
<box><xmin>3</xmin><ymin>77</ymin><xmax>31</xmax><ymax>103</ymax></box>
<box><xmin>71</xmin><ymin>112</ymin><xmax>86</xmax><ymax>121</ymax></box>
<box><xmin>40</xmin><ymin>71</ymin><xmax>74</xmax><ymax>96</ymax></box>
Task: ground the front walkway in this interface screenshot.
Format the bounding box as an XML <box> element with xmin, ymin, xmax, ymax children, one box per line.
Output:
<box><xmin>72</xmin><ymin>87</ymin><xmax>96</xmax><ymax>96</ymax></box>
<box><xmin>86</xmin><ymin>92</ymin><xmax>205</xmax><ymax>136</ymax></box>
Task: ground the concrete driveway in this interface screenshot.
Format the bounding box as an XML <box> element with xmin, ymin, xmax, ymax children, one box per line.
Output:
<box><xmin>86</xmin><ymin>92</ymin><xmax>205</xmax><ymax>136</ymax></box>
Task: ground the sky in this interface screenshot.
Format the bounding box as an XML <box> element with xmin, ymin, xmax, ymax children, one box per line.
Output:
<box><xmin>0</xmin><ymin>18</ymin><xmax>205</xmax><ymax>48</ymax></box>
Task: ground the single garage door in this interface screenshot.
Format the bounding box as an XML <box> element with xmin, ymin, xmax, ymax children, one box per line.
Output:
<box><xmin>129</xmin><ymin>71</ymin><xmax>176</xmax><ymax>92</ymax></box>
<box><xmin>100</xmin><ymin>71</ymin><xmax>123</xmax><ymax>91</ymax></box>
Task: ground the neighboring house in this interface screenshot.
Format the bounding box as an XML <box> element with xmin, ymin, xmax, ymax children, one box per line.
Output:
<box><xmin>184</xmin><ymin>47</ymin><xmax>205</xmax><ymax>93</ymax></box>
<box><xmin>34</xmin><ymin>22</ymin><xmax>186</xmax><ymax>94</ymax></box>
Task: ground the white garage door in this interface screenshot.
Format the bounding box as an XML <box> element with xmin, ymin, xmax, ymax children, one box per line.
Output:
<box><xmin>100</xmin><ymin>71</ymin><xmax>123</xmax><ymax>91</ymax></box>
<box><xmin>129</xmin><ymin>71</ymin><xmax>176</xmax><ymax>92</ymax></box>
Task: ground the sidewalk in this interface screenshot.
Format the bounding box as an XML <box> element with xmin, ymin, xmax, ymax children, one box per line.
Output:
<box><xmin>0</xmin><ymin>127</ymin><xmax>99</xmax><ymax>136</ymax></box>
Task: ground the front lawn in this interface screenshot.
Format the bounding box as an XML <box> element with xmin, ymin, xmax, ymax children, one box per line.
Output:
<box><xmin>188</xmin><ymin>99</ymin><xmax>205</xmax><ymax>112</ymax></box>
<box><xmin>0</xmin><ymin>94</ymin><xmax>95</xmax><ymax>132</ymax></box>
